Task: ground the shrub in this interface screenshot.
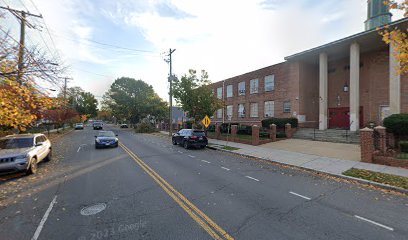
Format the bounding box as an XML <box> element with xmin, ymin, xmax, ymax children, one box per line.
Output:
<box><xmin>185</xmin><ymin>121</ymin><xmax>193</xmax><ymax>129</ymax></box>
<box><xmin>276</xmin><ymin>132</ymin><xmax>287</xmax><ymax>138</ymax></box>
<box><xmin>237</xmin><ymin>125</ymin><xmax>252</xmax><ymax>135</ymax></box>
<box><xmin>135</xmin><ymin>122</ymin><xmax>157</xmax><ymax>133</ymax></box>
<box><xmin>220</xmin><ymin>123</ymin><xmax>239</xmax><ymax>133</ymax></box>
<box><xmin>208</xmin><ymin>125</ymin><xmax>216</xmax><ymax>132</ymax></box>
<box><xmin>259</xmin><ymin>131</ymin><xmax>269</xmax><ymax>138</ymax></box>
<box><xmin>383</xmin><ymin>114</ymin><xmax>408</xmax><ymax>136</ymax></box>
<box><xmin>262</xmin><ymin>118</ymin><xmax>298</xmax><ymax>128</ymax></box>
<box><xmin>400</xmin><ymin>141</ymin><xmax>408</xmax><ymax>153</ymax></box>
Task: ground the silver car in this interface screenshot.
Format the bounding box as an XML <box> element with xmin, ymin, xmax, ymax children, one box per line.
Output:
<box><xmin>0</xmin><ymin>134</ymin><xmax>52</xmax><ymax>175</ymax></box>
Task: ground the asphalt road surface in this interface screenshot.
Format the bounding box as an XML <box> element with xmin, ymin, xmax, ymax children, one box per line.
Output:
<box><xmin>0</xmin><ymin>124</ymin><xmax>407</xmax><ymax>240</ymax></box>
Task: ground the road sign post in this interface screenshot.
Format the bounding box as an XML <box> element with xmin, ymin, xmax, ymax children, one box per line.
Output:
<box><xmin>201</xmin><ymin>115</ymin><xmax>211</xmax><ymax>137</ymax></box>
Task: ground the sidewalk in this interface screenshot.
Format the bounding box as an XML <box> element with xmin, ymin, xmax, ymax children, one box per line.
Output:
<box><xmin>208</xmin><ymin>139</ymin><xmax>408</xmax><ymax>178</ymax></box>
<box><xmin>158</xmin><ymin>131</ymin><xmax>408</xmax><ymax>187</ymax></box>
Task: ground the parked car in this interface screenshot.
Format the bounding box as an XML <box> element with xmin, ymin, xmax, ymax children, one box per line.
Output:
<box><xmin>93</xmin><ymin>122</ymin><xmax>103</xmax><ymax>130</ymax></box>
<box><xmin>172</xmin><ymin>129</ymin><xmax>208</xmax><ymax>149</ymax></box>
<box><xmin>120</xmin><ymin>124</ymin><xmax>128</xmax><ymax>128</ymax></box>
<box><xmin>0</xmin><ymin>134</ymin><xmax>52</xmax><ymax>175</ymax></box>
<box><xmin>95</xmin><ymin>131</ymin><xmax>118</xmax><ymax>149</ymax></box>
<box><xmin>75</xmin><ymin>123</ymin><xmax>84</xmax><ymax>130</ymax></box>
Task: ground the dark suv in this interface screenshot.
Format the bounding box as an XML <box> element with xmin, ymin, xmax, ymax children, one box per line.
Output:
<box><xmin>93</xmin><ymin>122</ymin><xmax>103</xmax><ymax>130</ymax></box>
<box><xmin>172</xmin><ymin>129</ymin><xmax>208</xmax><ymax>149</ymax></box>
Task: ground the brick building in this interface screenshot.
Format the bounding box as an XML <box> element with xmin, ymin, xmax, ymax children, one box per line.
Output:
<box><xmin>211</xmin><ymin>0</ymin><xmax>407</xmax><ymax>131</ymax></box>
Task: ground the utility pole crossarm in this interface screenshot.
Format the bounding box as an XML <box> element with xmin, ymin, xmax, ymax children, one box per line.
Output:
<box><xmin>1</xmin><ymin>5</ymin><xmax>43</xmax><ymax>84</ymax></box>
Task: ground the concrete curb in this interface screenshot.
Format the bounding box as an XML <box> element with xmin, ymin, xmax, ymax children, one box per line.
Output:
<box><xmin>206</xmin><ymin>146</ymin><xmax>408</xmax><ymax>195</ymax></box>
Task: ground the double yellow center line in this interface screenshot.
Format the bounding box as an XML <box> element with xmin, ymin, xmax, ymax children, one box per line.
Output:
<box><xmin>119</xmin><ymin>143</ymin><xmax>234</xmax><ymax>240</ymax></box>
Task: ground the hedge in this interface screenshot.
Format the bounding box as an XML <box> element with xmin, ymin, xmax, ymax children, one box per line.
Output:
<box><xmin>261</xmin><ymin>117</ymin><xmax>298</xmax><ymax>128</ymax></box>
<box><xmin>400</xmin><ymin>141</ymin><xmax>408</xmax><ymax>153</ymax></box>
<box><xmin>383</xmin><ymin>114</ymin><xmax>408</xmax><ymax>136</ymax></box>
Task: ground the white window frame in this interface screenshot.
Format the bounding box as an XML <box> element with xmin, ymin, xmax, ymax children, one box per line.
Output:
<box><xmin>226</xmin><ymin>105</ymin><xmax>233</xmax><ymax>119</ymax></box>
<box><xmin>264</xmin><ymin>101</ymin><xmax>275</xmax><ymax>118</ymax></box>
<box><xmin>264</xmin><ymin>75</ymin><xmax>275</xmax><ymax>92</ymax></box>
<box><xmin>227</xmin><ymin>85</ymin><xmax>233</xmax><ymax>98</ymax></box>
<box><xmin>238</xmin><ymin>104</ymin><xmax>245</xmax><ymax>118</ymax></box>
<box><xmin>217</xmin><ymin>87</ymin><xmax>223</xmax><ymax>99</ymax></box>
<box><xmin>283</xmin><ymin>101</ymin><xmax>291</xmax><ymax>113</ymax></box>
<box><xmin>216</xmin><ymin>109</ymin><xmax>223</xmax><ymax>119</ymax></box>
<box><xmin>238</xmin><ymin>82</ymin><xmax>246</xmax><ymax>96</ymax></box>
<box><xmin>250</xmin><ymin>103</ymin><xmax>258</xmax><ymax>118</ymax></box>
<box><xmin>250</xmin><ymin>79</ymin><xmax>259</xmax><ymax>94</ymax></box>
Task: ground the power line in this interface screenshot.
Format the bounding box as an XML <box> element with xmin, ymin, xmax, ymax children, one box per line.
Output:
<box><xmin>48</xmin><ymin>31</ymin><xmax>156</xmax><ymax>54</ymax></box>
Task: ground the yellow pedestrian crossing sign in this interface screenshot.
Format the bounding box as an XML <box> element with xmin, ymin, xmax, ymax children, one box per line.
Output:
<box><xmin>202</xmin><ymin>115</ymin><xmax>211</xmax><ymax>128</ymax></box>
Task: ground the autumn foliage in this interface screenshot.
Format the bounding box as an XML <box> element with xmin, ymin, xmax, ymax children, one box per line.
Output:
<box><xmin>0</xmin><ymin>79</ymin><xmax>54</xmax><ymax>131</ymax></box>
<box><xmin>380</xmin><ymin>1</ymin><xmax>408</xmax><ymax>73</ymax></box>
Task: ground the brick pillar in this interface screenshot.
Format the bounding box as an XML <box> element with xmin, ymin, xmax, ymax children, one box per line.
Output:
<box><xmin>374</xmin><ymin>126</ymin><xmax>387</xmax><ymax>153</ymax></box>
<box><xmin>215</xmin><ymin>123</ymin><xmax>221</xmax><ymax>139</ymax></box>
<box><xmin>252</xmin><ymin>125</ymin><xmax>260</xmax><ymax>145</ymax></box>
<box><xmin>231</xmin><ymin>125</ymin><xmax>237</xmax><ymax>141</ymax></box>
<box><xmin>360</xmin><ymin>127</ymin><xmax>374</xmax><ymax>163</ymax></box>
<box><xmin>285</xmin><ymin>123</ymin><xmax>292</xmax><ymax>139</ymax></box>
<box><xmin>270</xmin><ymin>124</ymin><xmax>277</xmax><ymax>142</ymax></box>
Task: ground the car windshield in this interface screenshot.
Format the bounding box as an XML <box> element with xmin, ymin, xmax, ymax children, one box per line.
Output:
<box><xmin>0</xmin><ymin>138</ymin><xmax>34</xmax><ymax>149</ymax></box>
<box><xmin>192</xmin><ymin>131</ymin><xmax>205</xmax><ymax>136</ymax></box>
<box><xmin>98</xmin><ymin>131</ymin><xmax>115</xmax><ymax>137</ymax></box>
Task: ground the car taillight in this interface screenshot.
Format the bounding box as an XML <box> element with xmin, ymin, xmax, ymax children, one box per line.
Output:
<box><xmin>191</xmin><ymin>136</ymin><xmax>198</xmax><ymax>139</ymax></box>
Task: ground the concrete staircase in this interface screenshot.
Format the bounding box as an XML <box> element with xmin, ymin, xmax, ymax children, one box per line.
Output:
<box><xmin>293</xmin><ymin>128</ymin><xmax>360</xmax><ymax>144</ymax></box>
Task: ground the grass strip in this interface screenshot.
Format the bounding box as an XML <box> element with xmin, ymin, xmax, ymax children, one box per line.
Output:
<box><xmin>222</xmin><ymin>146</ymin><xmax>240</xmax><ymax>151</ymax></box>
<box><xmin>343</xmin><ymin>168</ymin><xmax>408</xmax><ymax>189</ymax></box>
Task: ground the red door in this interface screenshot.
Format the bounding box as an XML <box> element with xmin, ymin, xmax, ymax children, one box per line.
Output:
<box><xmin>329</xmin><ymin>107</ymin><xmax>364</xmax><ymax>129</ymax></box>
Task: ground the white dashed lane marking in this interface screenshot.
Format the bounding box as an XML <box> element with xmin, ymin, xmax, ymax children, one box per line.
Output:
<box><xmin>354</xmin><ymin>215</ymin><xmax>394</xmax><ymax>231</ymax></box>
<box><xmin>245</xmin><ymin>176</ymin><xmax>260</xmax><ymax>182</ymax></box>
<box><xmin>31</xmin><ymin>195</ymin><xmax>58</xmax><ymax>240</ymax></box>
<box><xmin>201</xmin><ymin>160</ymin><xmax>211</xmax><ymax>164</ymax></box>
<box><xmin>289</xmin><ymin>191</ymin><xmax>311</xmax><ymax>200</ymax></box>
<box><xmin>221</xmin><ymin>167</ymin><xmax>230</xmax><ymax>171</ymax></box>
<box><xmin>188</xmin><ymin>155</ymin><xmax>196</xmax><ymax>158</ymax></box>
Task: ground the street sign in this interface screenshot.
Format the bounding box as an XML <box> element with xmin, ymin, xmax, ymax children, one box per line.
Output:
<box><xmin>202</xmin><ymin>115</ymin><xmax>211</xmax><ymax>128</ymax></box>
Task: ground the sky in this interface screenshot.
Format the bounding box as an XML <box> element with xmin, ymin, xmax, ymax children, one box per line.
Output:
<box><xmin>0</xmin><ymin>0</ymin><xmax>405</xmax><ymax>102</ymax></box>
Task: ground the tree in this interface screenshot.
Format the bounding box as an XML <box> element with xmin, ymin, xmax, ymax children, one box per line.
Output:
<box><xmin>60</xmin><ymin>87</ymin><xmax>98</xmax><ymax>118</ymax></box>
<box><xmin>173</xmin><ymin>69</ymin><xmax>223</xmax><ymax>124</ymax></box>
<box><xmin>381</xmin><ymin>1</ymin><xmax>408</xmax><ymax>73</ymax></box>
<box><xmin>102</xmin><ymin>77</ymin><xmax>168</xmax><ymax>124</ymax></box>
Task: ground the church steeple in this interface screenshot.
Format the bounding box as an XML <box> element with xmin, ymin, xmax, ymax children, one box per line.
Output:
<box><xmin>365</xmin><ymin>0</ymin><xmax>392</xmax><ymax>30</ymax></box>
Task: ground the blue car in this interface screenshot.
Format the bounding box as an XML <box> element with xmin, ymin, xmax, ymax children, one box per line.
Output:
<box><xmin>95</xmin><ymin>131</ymin><xmax>118</xmax><ymax>149</ymax></box>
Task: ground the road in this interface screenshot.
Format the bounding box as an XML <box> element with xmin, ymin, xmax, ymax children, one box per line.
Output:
<box><xmin>0</xmin><ymin>124</ymin><xmax>407</xmax><ymax>240</ymax></box>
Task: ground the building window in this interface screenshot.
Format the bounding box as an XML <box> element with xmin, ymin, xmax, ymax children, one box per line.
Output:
<box><xmin>238</xmin><ymin>82</ymin><xmax>245</xmax><ymax>95</ymax></box>
<box><xmin>250</xmin><ymin>79</ymin><xmax>259</xmax><ymax>94</ymax></box>
<box><xmin>264</xmin><ymin>101</ymin><xmax>274</xmax><ymax>117</ymax></box>
<box><xmin>227</xmin><ymin>85</ymin><xmax>233</xmax><ymax>98</ymax></box>
<box><xmin>264</xmin><ymin>75</ymin><xmax>275</xmax><ymax>92</ymax></box>
<box><xmin>216</xmin><ymin>109</ymin><xmax>223</xmax><ymax>119</ymax></box>
<box><xmin>250</xmin><ymin>103</ymin><xmax>258</xmax><ymax>118</ymax></box>
<box><xmin>238</xmin><ymin>104</ymin><xmax>246</xmax><ymax>118</ymax></box>
<box><xmin>283</xmin><ymin>101</ymin><xmax>291</xmax><ymax>113</ymax></box>
<box><xmin>226</xmin><ymin>105</ymin><xmax>233</xmax><ymax>120</ymax></box>
<box><xmin>217</xmin><ymin>87</ymin><xmax>223</xmax><ymax>99</ymax></box>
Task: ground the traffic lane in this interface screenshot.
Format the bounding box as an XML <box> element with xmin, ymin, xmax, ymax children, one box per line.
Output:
<box><xmin>0</xmin><ymin>128</ymin><xmax>94</xmax><ymax>240</ymax></box>
<box><xmin>38</xmin><ymin>129</ymin><xmax>213</xmax><ymax>240</ymax></box>
<box><xmin>134</xmin><ymin>132</ymin><xmax>408</xmax><ymax>230</ymax></box>
<box><xmin>118</xmin><ymin>132</ymin><xmax>407</xmax><ymax>239</ymax></box>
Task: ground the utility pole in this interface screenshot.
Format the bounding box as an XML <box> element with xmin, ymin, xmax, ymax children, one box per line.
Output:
<box><xmin>166</xmin><ymin>48</ymin><xmax>176</xmax><ymax>136</ymax></box>
<box><xmin>0</xmin><ymin>6</ymin><xmax>42</xmax><ymax>84</ymax></box>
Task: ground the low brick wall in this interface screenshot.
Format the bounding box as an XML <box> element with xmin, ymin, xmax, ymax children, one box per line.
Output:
<box><xmin>373</xmin><ymin>155</ymin><xmax>408</xmax><ymax>169</ymax></box>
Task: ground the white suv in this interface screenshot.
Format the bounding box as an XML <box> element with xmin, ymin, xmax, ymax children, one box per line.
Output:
<box><xmin>0</xmin><ymin>134</ymin><xmax>52</xmax><ymax>175</ymax></box>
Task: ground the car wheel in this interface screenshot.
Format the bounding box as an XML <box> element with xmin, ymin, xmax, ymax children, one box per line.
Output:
<box><xmin>183</xmin><ymin>141</ymin><xmax>189</xmax><ymax>149</ymax></box>
<box><xmin>172</xmin><ymin>139</ymin><xmax>177</xmax><ymax>145</ymax></box>
<box><xmin>95</xmin><ymin>145</ymin><xmax>99</xmax><ymax>149</ymax></box>
<box><xmin>44</xmin><ymin>149</ymin><xmax>52</xmax><ymax>162</ymax></box>
<box><xmin>27</xmin><ymin>158</ymin><xmax>38</xmax><ymax>175</ymax></box>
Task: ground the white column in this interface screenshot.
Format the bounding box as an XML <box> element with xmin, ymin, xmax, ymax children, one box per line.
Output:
<box><xmin>350</xmin><ymin>42</ymin><xmax>360</xmax><ymax>132</ymax></box>
<box><xmin>319</xmin><ymin>52</ymin><xmax>328</xmax><ymax>130</ymax></box>
<box><xmin>389</xmin><ymin>43</ymin><xmax>401</xmax><ymax>114</ymax></box>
